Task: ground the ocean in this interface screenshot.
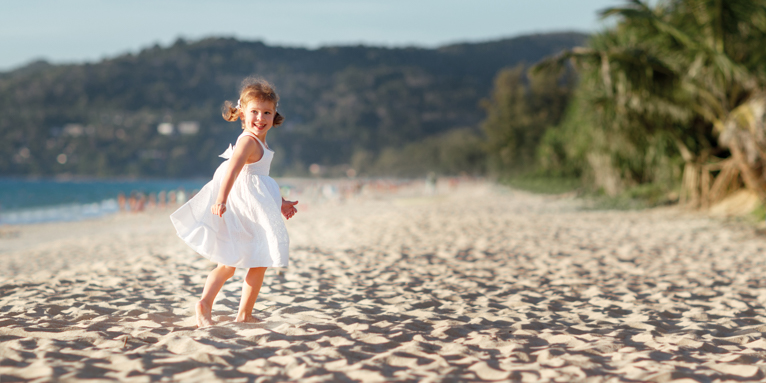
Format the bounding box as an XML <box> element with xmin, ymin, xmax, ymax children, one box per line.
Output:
<box><xmin>0</xmin><ymin>178</ymin><xmax>207</xmax><ymax>225</ymax></box>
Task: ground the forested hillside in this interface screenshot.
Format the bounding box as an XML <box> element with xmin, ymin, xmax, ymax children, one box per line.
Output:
<box><xmin>0</xmin><ymin>32</ymin><xmax>586</xmax><ymax>177</ymax></box>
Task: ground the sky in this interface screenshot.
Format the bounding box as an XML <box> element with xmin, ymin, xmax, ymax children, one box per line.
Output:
<box><xmin>0</xmin><ymin>0</ymin><xmax>628</xmax><ymax>72</ymax></box>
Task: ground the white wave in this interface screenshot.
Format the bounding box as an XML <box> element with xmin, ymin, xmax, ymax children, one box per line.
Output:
<box><xmin>0</xmin><ymin>199</ymin><xmax>119</xmax><ymax>225</ymax></box>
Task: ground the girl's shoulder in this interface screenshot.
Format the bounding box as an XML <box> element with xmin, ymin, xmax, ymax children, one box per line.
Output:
<box><xmin>235</xmin><ymin>134</ymin><xmax>260</xmax><ymax>150</ymax></box>
<box><xmin>237</xmin><ymin>132</ymin><xmax>268</xmax><ymax>151</ymax></box>
<box><xmin>234</xmin><ymin>133</ymin><xmax>265</xmax><ymax>162</ymax></box>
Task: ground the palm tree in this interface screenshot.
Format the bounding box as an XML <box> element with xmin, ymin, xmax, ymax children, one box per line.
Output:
<box><xmin>536</xmin><ymin>0</ymin><xmax>766</xmax><ymax>206</ymax></box>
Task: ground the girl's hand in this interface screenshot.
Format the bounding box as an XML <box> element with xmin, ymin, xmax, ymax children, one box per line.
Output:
<box><xmin>211</xmin><ymin>203</ymin><xmax>226</xmax><ymax>217</ymax></box>
<box><xmin>281</xmin><ymin>200</ymin><xmax>298</xmax><ymax>220</ymax></box>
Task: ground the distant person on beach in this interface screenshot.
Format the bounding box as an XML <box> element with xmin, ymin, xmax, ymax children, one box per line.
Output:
<box><xmin>117</xmin><ymin>192</ymin><xmax>126</xmax><ymax>211</ymax></box>
<box><xmin>168</xmin><ymin>190</ymin><xmax>177</xmax><ymax>206</ymax></box>
<box><xmin>170</xmin><ymin>78</ymin><xmax>298</xmax><ymax>328</ymax></box>
<box><xmin>136</xmin><ymin>192</ymin><xmax>146</xmax><ymax>212</ymax></box>
<box><xmin>128</xmin><ymin>192</ymin><xmax>137</xmax><ymax>212</ymax></box>
<box><xmin>148</xmin><ymin>193</ymin><xmax>156</xmax><ymax>210</ymax></box>
<box><xmin>425</xmin><ymin>172</ymin><xmax>437</xmax><ymax>195</ymax></box>
<box><xmin>176</xmin><ymin>187</ymin><xmax>186</xmax><ymax>204</ymax></box>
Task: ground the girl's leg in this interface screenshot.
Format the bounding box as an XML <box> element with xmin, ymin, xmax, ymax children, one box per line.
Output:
<box><xmin>196</xmin><ymin>264</ymin><xmax>236</xmax><ymax>328</ymax></box>
<box><xmin>236</xmin><ymin>267</ymin><xmax>267</xmax><ymax>323</ymax></box>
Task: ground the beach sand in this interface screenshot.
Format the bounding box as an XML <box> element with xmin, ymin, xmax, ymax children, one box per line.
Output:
<box><xmin>1</xmin><ymin>181</ymin><xmax>766</xmax><ymax>382</ymax></box>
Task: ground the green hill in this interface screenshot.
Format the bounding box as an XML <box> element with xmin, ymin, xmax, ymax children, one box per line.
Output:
<box><xmin>0</xmin><ymin>32</ymin><xmax>587</xmax><ymax>177</ymax></box>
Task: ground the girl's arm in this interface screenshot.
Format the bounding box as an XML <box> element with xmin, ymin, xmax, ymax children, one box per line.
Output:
<box><xmin>211</xmin><ymin>137</ymin><xmax>262</xmax><ymax>217</ymax></box>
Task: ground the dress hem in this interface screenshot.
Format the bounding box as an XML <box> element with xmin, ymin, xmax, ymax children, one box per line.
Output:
<box><xmin>175</xmin><ymin>232</ymin><xmax>289</xmax><ymax>270</ymax></box>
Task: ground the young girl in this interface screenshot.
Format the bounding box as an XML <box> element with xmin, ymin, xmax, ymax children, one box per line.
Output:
<box><xmin>170</xmin><ymin>78</ymin><xmax>298</xmax><ymax>328</ymax></box>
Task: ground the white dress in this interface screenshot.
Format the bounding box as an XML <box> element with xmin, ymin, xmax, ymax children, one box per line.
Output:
<box><xmin>170</xmin><ymin>131</ymin><xmax>289</xmax><ymax>268</ymax></box>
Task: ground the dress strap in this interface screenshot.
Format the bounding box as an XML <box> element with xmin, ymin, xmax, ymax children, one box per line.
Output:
<box><xmin>238</xmin><ymin>131</ymin><xmax>270</xmax><ymax>151</ymax></box>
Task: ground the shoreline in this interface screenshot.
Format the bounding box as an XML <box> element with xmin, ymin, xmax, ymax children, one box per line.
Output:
<box><xmin>0</xmin><ymin>176</ymin><xmax>435</xmax><ymax>226</ymax></box>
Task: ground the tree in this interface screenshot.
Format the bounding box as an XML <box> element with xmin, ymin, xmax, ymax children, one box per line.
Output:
<box><xmin>536</xmin><ymin>0</ymin><xmax>766</xmax><ymax>205</ymax></box>
<box><xmin>481</xmin><ymin>64</ymin><xmax>573</xmax><ymax>175</ymax></box>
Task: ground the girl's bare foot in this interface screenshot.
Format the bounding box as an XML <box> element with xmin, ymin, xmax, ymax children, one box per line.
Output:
<box><xmin>196</xmin><ymin>301</ymin><xmax>214</xmax><ymax>328</ymax></box>
<box><xmin>234</xmin><ymin>314</ymin><xmax>261</xmax><ymax>323</ymax></box>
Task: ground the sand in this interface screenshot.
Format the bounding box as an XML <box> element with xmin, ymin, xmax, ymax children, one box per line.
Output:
<box><xmin>1</xmin><ymin>180</ymin><xmax>766</xmax><ymax>382</ymax></box>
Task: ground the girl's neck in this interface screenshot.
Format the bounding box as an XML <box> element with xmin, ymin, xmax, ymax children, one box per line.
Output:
<box><xmin>244</xmin><ymin>128</ymin><xmax>267</xmax><ymax>142</ymax></box>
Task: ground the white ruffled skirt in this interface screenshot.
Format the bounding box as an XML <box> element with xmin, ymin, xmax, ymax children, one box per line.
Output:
<box><xmin>170</xmin><ymin>161</ymin><xmax>289</xmax><ymax>268</ymax></box>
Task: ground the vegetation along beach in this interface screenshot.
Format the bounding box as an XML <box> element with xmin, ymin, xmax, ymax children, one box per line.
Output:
<box><xmin>4</xmin><ymin>0</ymin><xmax>766</xmax><ymax>381</ymax></box>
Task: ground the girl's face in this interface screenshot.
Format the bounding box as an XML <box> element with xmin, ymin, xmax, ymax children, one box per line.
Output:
<box><xmin>241</xmin><ymin>99</ymin><xmax>276</xmax><ymax>135</ymax></box>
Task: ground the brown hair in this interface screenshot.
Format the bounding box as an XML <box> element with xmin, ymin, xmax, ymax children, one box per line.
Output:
<box><xmin>222</xmin><ymin>77</ymin><xmax>284</xmax><ymax>128</ymax></box>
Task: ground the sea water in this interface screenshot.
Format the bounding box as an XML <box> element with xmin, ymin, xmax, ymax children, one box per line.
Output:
<box><xmin>0</xmin><ymin>178</ymin><xmax>206</xmax><ymax>225</ymax></box>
